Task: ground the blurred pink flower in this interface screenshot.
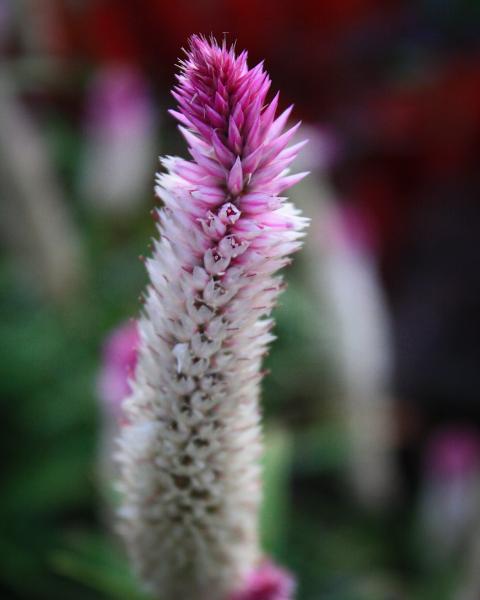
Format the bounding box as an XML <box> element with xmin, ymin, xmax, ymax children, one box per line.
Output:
<box><xmin>313</xmin><ymin>200</ymin><xmax>396</xmax><ymax>509</ymax></box>
<box><xmin>82</xmin><ymin>65</ymin><xmax>156</xmax><ymax>214</ymax></box>
<box><xmin>229</xmin><ymin>562</ymin><xmax>296</xmax><ymax>600</ymax></box>
<box><xmin>420</xmin><ymin>426</ymin><xmax>480</xmax><ymax>560</ymax></box>
<box><xmin>86</xmin><ymin>66</ymin><xmax>153</xmax><ymax>135</ymax></box>
<box><xmin>98</xmin><ymin>320</ymin><xmax>139</xmax><ymax>422</ymax></box>
<box><xmin>425</xmin><ymin>427</ymin><xmax>480</xmax><ymax>480</ymax></box>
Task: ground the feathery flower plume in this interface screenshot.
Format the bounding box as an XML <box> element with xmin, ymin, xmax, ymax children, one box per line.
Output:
<box><xmin>117</xmin><ymin>35</ymin><xmax>308</xmax><ymax>600</ymax></box>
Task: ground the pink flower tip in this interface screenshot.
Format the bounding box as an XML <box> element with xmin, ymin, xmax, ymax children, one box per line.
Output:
<box><xmin>229</xmin><ymin>561</ymin><xmax>296</xmax><ymax>600</ymax></box>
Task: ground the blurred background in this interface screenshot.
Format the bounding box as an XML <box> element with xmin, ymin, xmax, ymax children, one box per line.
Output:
<box><xmin>1</xmin><ymin>1</ymin><xmax>480</xmax><ymax>599</ymax></box>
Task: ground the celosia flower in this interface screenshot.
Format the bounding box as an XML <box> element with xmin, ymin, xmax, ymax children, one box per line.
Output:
<box><xmin>117</xmin><ymin>35</ymin><xmax>308</xmax><ymax>600</ymax></box>
<box><xmin>229</xmin><ymin>561</ymin><xmax>296</xmax><ymax>600</ymax></box>
<box><xmin>425</xmin><ymin>428</ymin><xmax>480</xmax><ymax>480</ymax></box>
<box><xmin>420</xmin><ymin>427</ymin><xmax>480</xmax><ymax>560</ymax></box>
<box><xmin>82</xmin><ymin>66</ymin><xmax>156</xmax><ymax>214</ymax></box>
<box><xmin>97</xmin><ymin>321</ymin><xmax>139</xmax><ymax>509</ymax></box>
<box><xmin>98</xmin><ymin>320</ymin><xmax>139</xmax><ymax>422</ymax></box>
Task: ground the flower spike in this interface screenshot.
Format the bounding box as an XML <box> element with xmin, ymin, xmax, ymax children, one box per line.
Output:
<box><xmin>117</xmin><ymin>35</ymin><xmax>307</xmax><ymax>600</ymax></box>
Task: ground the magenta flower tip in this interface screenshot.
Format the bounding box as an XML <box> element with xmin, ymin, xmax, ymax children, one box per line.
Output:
<box><xmin>171</xmin><ymin>34</ymin><xmax>307</xmax><ymax>199</ymax></box>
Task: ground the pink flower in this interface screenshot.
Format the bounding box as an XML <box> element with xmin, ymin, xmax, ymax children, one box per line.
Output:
<box><xmin>98</xmin><ymin>320</ymin><xmax>139</xmax><ymax>422</ymax></box>
<box><xmin>420</xmin><ymin>426</ymin><xmax>480</xmax><ymax>559</ymax></box>
<box><xmin>425</xmin><ymin>427</ymin><xmax>480</xmax><ymax>480</ymax></box>
<box><xmin>117</xmin><ymin>35</ymin><xmax>307</xmax><ymax>600</ymax></box>
<box><xmin>82</xmin><ymin>66</ymin><xmax>156</xmax><ymax>214</ymax></box>
<box><xmin>229</xmin><ymin>562</ymin><xmax>296</xmax><ymax>600</ymax></box>
<box><xmin>85</xmin><ymin>67</ymin><xmax>153</xmax><ymax>138</ymax></box>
